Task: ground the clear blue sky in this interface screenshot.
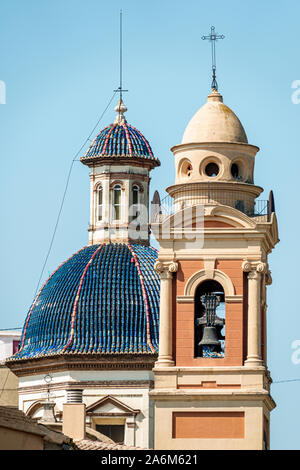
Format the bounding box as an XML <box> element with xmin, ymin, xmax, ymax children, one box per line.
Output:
<box><xmin>0</xmin><ymin>0</ymin><xmax>299</xmax><ymax>450</ymax></box>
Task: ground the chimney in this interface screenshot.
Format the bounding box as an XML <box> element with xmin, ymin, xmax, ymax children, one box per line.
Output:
<box><xmin>66</xmin><ymin>389</ymin><xmax>83</xmax><ymax>403</ymax></box>
<box><xmin>62</xmin><ymin>389</ymin><xmax>86</xmax><ymax>441</ymax></box>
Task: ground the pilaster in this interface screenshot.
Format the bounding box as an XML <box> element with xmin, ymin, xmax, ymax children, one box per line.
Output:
<box><xmin>154</xmin><ymin>261</ymin><xmax>178</xmax><ymax>367</ymax></box>
<box><xmin>242</xmin><ymin>261</ymin><xmax>268</xmax><ymax>367</ymax></box>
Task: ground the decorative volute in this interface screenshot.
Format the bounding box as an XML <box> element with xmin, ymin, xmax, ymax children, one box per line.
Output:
<box><xmin>114</xmin><ymin>98</ymin><xmax>128</xmax><ymax>125</ymax></box>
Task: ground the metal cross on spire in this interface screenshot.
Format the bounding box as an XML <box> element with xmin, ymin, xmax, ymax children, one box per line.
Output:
<box><xmin>114</xmin><ymin>10</ymin><xmax>128</xmax><ymax>102</ymax></box>
<box><xmin>202</xmin><ymin>26</ymin><xmax>225</xmax><ymax>91</ymax></box>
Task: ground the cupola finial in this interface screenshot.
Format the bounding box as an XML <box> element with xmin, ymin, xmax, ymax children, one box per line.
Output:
<box><xmin>114</xmin><ymin>98</ymin><xmax>127</xmax><ymax>124</ymax></box>
<box><xmin>202</xmin><ymin>26</ymin><xmax>225</xmax><ymax>91</ymax></box>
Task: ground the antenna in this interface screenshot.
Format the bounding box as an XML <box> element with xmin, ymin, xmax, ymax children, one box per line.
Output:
<box><xmin>202</xmin><ymin>26</ymin><xmax>225</xmax><ymax>91</ymax></box>
<box><xmin>114</xmin><ymin>9</ymin><xmax>128</xmax><ymax>101</ymax></box>
<box><xmin>44</xmin><ymin>374</ymin><xmax>53</xmax><ymax>402</ymax></box>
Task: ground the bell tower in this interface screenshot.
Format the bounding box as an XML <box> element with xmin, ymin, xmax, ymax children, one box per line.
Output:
<box><xmin>150</xmin><ymin>88</ymin><xmax>279</xmax><ymax>450</ymax></box>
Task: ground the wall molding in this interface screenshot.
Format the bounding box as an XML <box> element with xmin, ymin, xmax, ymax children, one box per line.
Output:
<box><xmin>177</xmin><ymin>294</ymin><xmax>242</xmax><ymax>304</ymax></box>
<box><xmin>183</xmin><ymin>268</ymin><xmax>236</xmax><ymax>297</ymax></box>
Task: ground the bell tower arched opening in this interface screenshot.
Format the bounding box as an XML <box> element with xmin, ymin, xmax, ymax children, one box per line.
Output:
<box><xmin>194</xmin><ymin>280</ymin><xmax>225</xmax><ymax>358</ymax></box>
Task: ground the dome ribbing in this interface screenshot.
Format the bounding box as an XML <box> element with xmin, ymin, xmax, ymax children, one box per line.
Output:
<box><xmin>81</xmin><ymin>99</ymin><xmax>160</xmax><ymax>166</ymax></box>
<box><xmin>83</xmin><ymin>123</ymin><xmax>156</xmax><ymax>160</ymax></box>
<box><xmin>10</xmin><ymin>243</ymin><xmax>160</xmax><ymax>360</ymax></box>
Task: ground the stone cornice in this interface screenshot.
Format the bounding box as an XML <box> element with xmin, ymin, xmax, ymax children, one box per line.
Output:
<box><xmin>18</xmin><ymin>380</ymin><xmax>154</xmax><ymax>394</ymax></box>
<box><xmin>6</xmin><ymin>353</ymin><xmax>157</xmax><ymax>377</ymax></box>
<box><xmin>166</xmin><ymin>181</ymin><xmax>263</xmax><ymax>199</ymax></box>
<box><xmin>87</xmin><ymin>412</ymin><xmax>134</xmax><ymax>417</ymax></box>
<box><xmin>92</xmin><ymin>173</ymin><xmax>150</xmax><ymax>184</ymax></box>
<box><xmin>149</xmin><ymin>389</ymin><xmax>276</xmax><ymax>411</ymax></box>
<box><xmin>153</xmin><ymin>219</ymin><xmax>278</xmax><ymax>255</ymax></box>
<box><xmin>176</xmin><ymin>295</ymin><xmax>243</xmax><ymax>304</ymax></box>
<box><xmin>81</xmin><ymin>156</ymin><xmax>160</xmax><ymax>170</ymax></box>
<box><xmin>159</xmin><ymin>253</ymin><xmax>266</xmax><ymax>260</ymax></box>
<box><xmin>153</xmin><ymin>365</ymin><xmax>270</xmax><ymax>375</ymax></box>
<box><xmin>170</xmin><ymin>141</ymin><xmax>260</xmax><ymax>154</ymax></box>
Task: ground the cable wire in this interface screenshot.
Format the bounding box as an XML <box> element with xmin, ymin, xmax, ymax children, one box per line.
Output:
<box><xmin>0</xmin><ymin>370</ymin><xmax>10</xmax><ymax>399</ymax></box>
<box><xmin>273</xmin><ymin>378</ymin><xmax>300</xmax><ymax>384</ymax></box>
<box><xmin>33</xmin><ymin>92</ymin><xmax>117</xmax><ymax>298</ymax></box>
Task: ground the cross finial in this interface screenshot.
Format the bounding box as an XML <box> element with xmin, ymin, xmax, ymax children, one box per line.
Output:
<box><xmin>114</xmin><ymin>10</ymin><xmax>128</xmax><ymax>102</ymax></box>
<box><xmin>202</xmin><ymin>26</ymin><xmax>225</xmax><ymax>91</ymax></box>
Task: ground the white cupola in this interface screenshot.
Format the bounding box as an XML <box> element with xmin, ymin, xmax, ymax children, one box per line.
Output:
<box><xmin>168</xmin><ymin>90</ymin><xmax>262</xmax><ymax>216</ymax></box>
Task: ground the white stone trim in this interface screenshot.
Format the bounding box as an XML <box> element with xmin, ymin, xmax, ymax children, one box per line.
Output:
<box><xmin>183</xmin><ymin>268</ymin><xmax>235</xmax><ymax>297</ymax></box>
<box><xmin>225</xmin><ymin>295</ymin><xmax>243</xmax><ymax>303</ymax></box>
<box><xmin>176</xmin><ymin>294</ymin><xmax>242</xmax><ymax>304</ymax></box>
<box><xmin>203</xmin><ymin>258</ymin><xmax>216</xmax><ymax>278</ymax></box>
<box><xmin>176</xmin><ymin>296</ymin><xmax>194</xmax><ymax>303</ymax></box>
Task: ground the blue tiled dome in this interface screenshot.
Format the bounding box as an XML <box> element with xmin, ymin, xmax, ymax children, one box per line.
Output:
<box><xmin>11</xmin><ymin>243</ymin><xmax>160</xmax><ymax>360</ymax></box>
<box><xmin>81</xmin><ymin>100</ymin><xmax>160</xmax><ymax>166</ymax></box>
<box><xmin>82</xmin><ymin>123</ymin><xmax>158</xmax><ymax>162</ymax></box>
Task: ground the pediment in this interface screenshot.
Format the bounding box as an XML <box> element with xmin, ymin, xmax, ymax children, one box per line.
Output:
<box><xmin>26</xmin><ymin>400</ymin><xmax>60</xmax><ymax>420</ymax></box>
<box><xmin>86</xmin><ymin>395</ymin><xmax>140</xmax><ymax>415</ymax></box>
<box><xmin>207</xmin><ymin>205</ymin><xmax>257</xmax><ymax>229</ymax></box>
<box><xmin>167</xmin><ymin>203</ymin><xmax>257</xmax><ymax>231</ymax></box>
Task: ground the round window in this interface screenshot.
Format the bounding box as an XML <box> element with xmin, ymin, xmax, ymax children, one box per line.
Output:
<box><xmin>180</xmin><ymin>160</ymin><xmax>193</xmax><ymax>179</ymax></box>
<box><xmin>205</xmin><ymin>162</ymin><xmax>219</xmax><ymax>177</ymax></box>
<box><xmin>186</xmin><ymin>164</ymin><xmax>192</xmax><ymax>177</ymax></box>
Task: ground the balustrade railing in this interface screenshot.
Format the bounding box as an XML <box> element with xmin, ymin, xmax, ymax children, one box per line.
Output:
<box><xmin>151</xmin><ymin>188</ymin><xmax>270</xmax><ymax>223</ymax></box>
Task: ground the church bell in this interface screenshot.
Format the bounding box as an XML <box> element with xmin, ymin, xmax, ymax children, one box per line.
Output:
<box><xmin>199</xmin><ymin>325</ymin><xmax>221</xmax><ymax>348</ymax></box>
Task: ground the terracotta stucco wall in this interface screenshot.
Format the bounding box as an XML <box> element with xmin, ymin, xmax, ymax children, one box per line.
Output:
<box><xmin>175</xmin><ymin>259</ymin><xmax>244</xmax><ymax>366</ymax></box>
<box><xmin>172</xmin><ymin>411</ymin><xmax>245</xmax><ymax>439</ymax></box>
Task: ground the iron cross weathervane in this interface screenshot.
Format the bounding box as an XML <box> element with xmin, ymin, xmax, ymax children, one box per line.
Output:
<box><xmin>202</xmin><ymin>26</ymin><xmax>225</xmax><ymax>91</ymax></box>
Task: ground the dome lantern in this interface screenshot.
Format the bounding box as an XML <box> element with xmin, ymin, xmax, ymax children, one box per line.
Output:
<box><xmin>80</xmin><ymin>99</ymin><xmax>160</xmax><ymax>245</ymax></box>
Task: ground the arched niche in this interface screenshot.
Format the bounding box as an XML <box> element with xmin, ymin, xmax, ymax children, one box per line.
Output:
<box><xmin>26</xmin><ymin>401</ymin><xmax>44</xmax><ymax>418</ymax></box>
